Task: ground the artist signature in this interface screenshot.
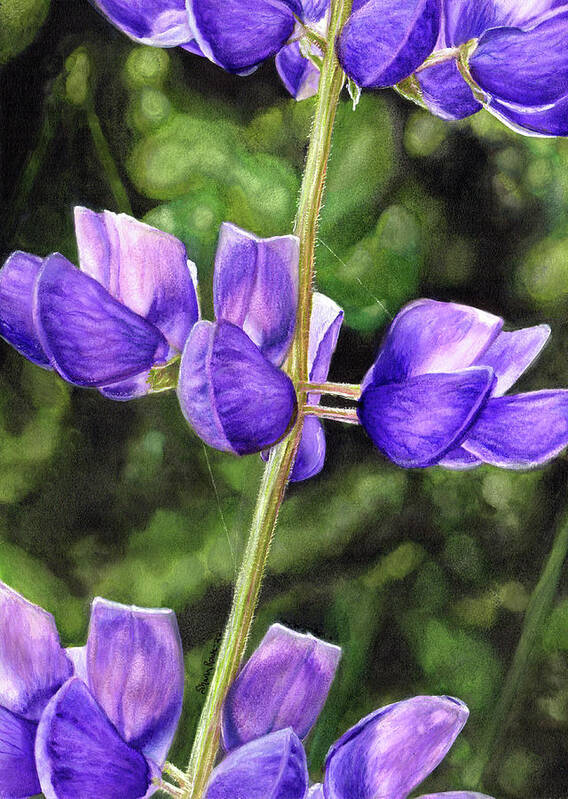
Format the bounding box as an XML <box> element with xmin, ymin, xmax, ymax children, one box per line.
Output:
<box><xmin>195</xmin><ymin>632</ymin><xmax>223</xmax><ymax>695</ymax></box>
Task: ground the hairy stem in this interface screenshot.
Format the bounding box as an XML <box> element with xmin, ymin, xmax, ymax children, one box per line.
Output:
<box><xmin>469</xmin><ymin>508</ymin><xmax>568</xmax><ymax>789</ymax></box>
<box><xmin>305</xmin><ymin>405</ymin><xmax>360</xmax><ymax>424</ymax></box>
<box><xmin>182</xmin><ymin>2</ymin><xmax>352</xmax><ymax>796</ymax></box>
<box><xmin>300</xmin><ymin>381</ymin><xmax>362</xmax><ymax>399</ymax></box>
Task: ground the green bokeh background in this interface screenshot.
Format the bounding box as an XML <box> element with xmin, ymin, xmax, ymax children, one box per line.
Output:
<box><xmin>2</xmin><ymin>2</ymin><xmax>568</xmax><ymax>796</ymax></box>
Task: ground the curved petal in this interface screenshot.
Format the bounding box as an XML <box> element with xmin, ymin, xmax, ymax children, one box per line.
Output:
<box><xmin>300</xmin><ymin>0</ymin><xmax>328</xmax><ymax>22</ymax></box>
<box><xmin>438</xmin><ymin>446</ymin><xmax>482</xmax><ymax>470</ymax></box>
<box><xmin>290</xmin><ymin>416</ymin><xmax>327</xmax><ymax>482</ymax></box>
<box><xmin>86</xmin><ymin>598</ymin><xmax>184</xmax><ymax>765</ymax></box>
<box><xmin>206</xmin><ymin>728</ymin><xmax>308</xmax><ymax>799</ymax></box>
<box><xmin>74</xmin><ymin>208</ymin><xmax>199</xmax><ymax>353</ymax></box>
<box><xmin>178</xmin><ymin>321</ymin><xmax>298</xmax><ymax>456</ymax></box>
<box><xmin>308</xmin><ymin>292</ymin><xmax>343</xmax><ymax>388</ymax></box>
<box><xmin>307</xmin><ymin>785</ymin><xmax>324</xmax><ymax>799</ymax></box>
<box><xmin>358</xmin><ymin>367</ymin><xmax>494</xmax><ymax>469</ymax></box>
<box><xmin>276</xmin><ymin>43</ymin><xmax>321</xmax><ymax>101</ymax></box>
<box><xmin>487</xmin><ymin>94</ymin><xmax>568</xmax><ymax>137</ymax></box>
<box><xmin>99</xmin><ymin>370</ymin><xmax>155</xmax><ymax>401</ymax></box>
<box><xmin>363</xmin><ymin>299</ymin><xmax>502</xmax><ymax>389</ymax></box>
<box><xmin>35</xmin><ymin>678</ymin><xmax>153</xmax><ymax>799</ymax></box>
<box><xmin>444</xmin><ymin>0</ymin><xmax>567</xmax><ymax>45</ymax></box>
<box><xmin>416</xmin><ymin>60</ymin><xmax>481</xmax><ymax>120</ymax></box>
<box><xmin>222</xmin><ymin>623</ymin><xmax>341</xmax><ymax>750</ymax></box>
<box><xmin>324</xmin><ymin>696</ymin><xmax>469</xmax><ymax>799</ymax></box>
<box><xmin>187</xmin><ymin>0</ymin><xmax>302</xmax><ymax>74</ymax></box>
<box><xmin>0</xmin><ymin>582</ymin><xmax>72</xmax><ymax>721</ymax></box>
<box><xmin>34</xmin><ymin>253</ymin><xmax>170</xmax><ymax>387</ymax></box>
<box><xmin>0</xmin><ymin>706</ymin><xmax>40</xmax><ymax>798</ymax></box>
<box><xmin>66</xmin><ymin>647</ymin><xmax>88</xmax><ymax>682</ymax></box>
<box><xmin>416</xmin><ymin>793</ymin><xmax>495</xmax><ymax>799</ymax></box>
<box><xmin>89</xmin><ymin>0</ymin><xmax>195</xmax><ymax>46</ymax></box>
<box><xmin>463</xmin><ymin>390</ymin><xmax>568</xmax><ymax>469</ymax></box>
<box><xmin>336</xmin><ymin>0</ymin><xmax>441</xmax><ymax>88</ymax></box>
<box><xmin>474</xmin><ymin>324</ymin><xmax>550</xmax><ymax>396</ymax></box>
<box><xmin>0</xmin><ymin>252</ymin><xmax>51</xmax><ymax>368</ymax></box>
<box><xmin>213</xmin><ymin>223</ymin><xmax>299</xmax><ymax>367</ymax></box>
<box><xmin>469</xmin><ymin>7</ymin><xmax>568</xmax><ymax>108</ymax></box>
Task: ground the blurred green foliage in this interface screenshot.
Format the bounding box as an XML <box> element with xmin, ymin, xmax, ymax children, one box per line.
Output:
<box><xmin>2</xmin><ymin>3</ymin><xmax>568</xmax><ymax>798</ymax></box>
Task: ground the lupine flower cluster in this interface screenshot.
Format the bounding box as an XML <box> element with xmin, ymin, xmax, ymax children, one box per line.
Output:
<box><xmin>2</xmin><ymin>212</ymin><xmax>568</xmax><ymax>475</ymax></box>
<box><xmin>88</xmin><ymin>0</ymin><xmax>568</xmax><ymax>136</ymax></box>
<box><xmin>0</xmin><ymin>581</ymin><xmax>184</xmax><ymax>798</ymax></box>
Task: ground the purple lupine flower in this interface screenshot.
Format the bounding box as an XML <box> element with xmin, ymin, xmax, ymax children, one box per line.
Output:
<box><xmin>89</xmin><ymin>0</ymin><xmax>204</xmax><ymax>53</ymax></box>
<box><xmin>414</xmin><ymin>0</ymin><xmax>568</xmax><ymax>136</ymax></box>
<box><xmin>0</xmin><ymin>582</ymin><xmax>184</xmax><ymax>799</ymax></box>
<box><xmin>207</xmin><ymin>623</ymin><xmax>494</xmax><ymax>799</ymax></box>
<box><xmin>177</xmin><ymin>223</ymin><xmax>300</xmax><ymax>456</ymax></box>
<box><xmin>0</xmin><ymin>208</ymin><xmax>199</xmax><ymax>400</ymax></box>
<box><xmin>276</xmin><ymin>3</ymin><xmax>329</xmax><ymax>101</ymax></box>
<box><xmin>336</xmin><ymin>0</ymin><xmax>442</xmax><ymax>89</ymax></box>
<box><xmin>187</xmin><ymin>0</ymin><xmax>329</xmax><ymax>75</ymax></box>
<box><xmin>221</xmin><ymin>623</ymin><xmax>341</xmax><ymax>750</ymax></box>
<box><xmin>262</xmin><ymin>292</ymin><xmax>344</xmax><ymax>482</ymax></box>
<box><xmin>357</xmin><ymin>298</ymin><xmax>568</xmax><ymax>470</ymax></box>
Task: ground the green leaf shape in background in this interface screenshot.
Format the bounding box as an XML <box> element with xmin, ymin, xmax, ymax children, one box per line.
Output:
<box><xmin>0</xmin><ymin>0</ymin><xmax>50</xmax><ymax>63</ymax></box>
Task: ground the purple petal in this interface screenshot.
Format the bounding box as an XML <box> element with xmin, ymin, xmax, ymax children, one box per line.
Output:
<box><xmin>36</xmin><ymin>678</ymin><xmax>153</xmax><ymax>799</ymax></box>
<box><xmin>438</xmin><ymin>446</ymin><xmax>482</xmax><ymax>470</ymax></box>
<box><xmin>34</xmin><ymin>253</ymin><xmax>170</xmax><ymax>387</ymax></box>
<box><xmin>222</xmin><ymin>623</ymin><xmax>341</xmax><ymax>751</ymax></box>
<box><xmin>416</xmin><ymin>60</ymin><xmax>481</xmax><ymax>120</ymax></box>
<box><xmin>187</xmin><ymin>0</ymin><xmax>302</xmax><ymax>74</ymax></box>
<box><xmin>178</xmin><ymin>320</ymin><xmax>297</xmax><ymax>456</ymax></box>
<box><xmin>358</xmin><ymin>367</ymin><xmax>494</xmax><ymax>469</ymax></box>
<box><xmin>336</xmin><ymin>0</ymin><xmax>441</xmax><ymax>88</ymax></box>
<box><xmin>89</xmin><ymin>0</ymin><xmax>195</xmax><ymax>46</ymax></box>
<box><xmin>470</xmin><ymin>7</ymin><xmax>568</xmax><ymax>108</ymax></box>
<box><xmin>99</xmin><ymin>370</ymin><xmax>155</xmax><ymax>401</ymax></box>
<box><xmin>206</xmin><ymin>728</ymin><xmax>308</xmax><ymax>799</ymax></box>
<box><xmin>0</xmin><ymin>706</ymin><xmax>41</xmax><ymax>798</ymax></box>
<box><xmin>475</xmin><ymin>325</ymin><xmax>550</xmax><ymax>396</ymax></box>
<box><xmin>74</xmin><ymin>207</ymin><xmax>199</xmax><ymax>353</ymax></box>
<box><xmin>300</xmin><ymin>0</ymin><xmax>328</xmax><ymax>22</ymax></box>
<box><xmin>213</xmin><ymin>223</ymin><xmax>299</xmax><ymax>367</ymax></box>
<box><xmin>308</xmin><ymin>292</ymin><xmax>343</xmax><ymax>388</ymax></box>
<box><xmin>487</xmin><ymin>94</ymin><xmax>568</xmax><ymax>137</ymax></box>
<box><xmin>0</xmin><ymin>581</ymin><xmax>72</xmax><ymax>721</ymax></box>
<box><xmin>463</xmin><ymin>390</ymin><xmax>568</xmax><ymax>469</ymax></box>
<box><xmin>276</xmin><ymin>42</ymin><xmax>321</xmax><ymax>101</ymax></box>
<box><xmin>182</xmin><ymin>38</ymin><xmax>206</xmax><ymax>55</ymax></box>
<box><xmin>86</xmin><ymin>598</ymin><xmax>184</xmax><ymax>765</ymax></box>
<box><xmin>363</xmin><ymin>299</ymin><xmax>502</xmax><ymax>389</ymax></box>
<box><xmin>0</xmin><ymin>252</ymin><xmax>51</xmax><ymax>367</ymax></box>
<box><xmin>290</xmin><ymin>416</ymin><xmax>327</xmax><ymax>482</ymax></box>
<box><xmin>443</xmin><ymin>0</ymin><xmax>566</xmax><ymax>45</ymax></box>
<box><xmin>416</xmin><ymin>793</ymin><xmax>495</xmax><ymax>799</ymax></box>
<box><xmin>324</xmin><ymin>695</ymin><xmax>469</xmax><ymax>799</ymax></box>
<box><xmin>307</xmin><ymin>785</ymin><xmax>324</xmax><ymax>799</ymax></box>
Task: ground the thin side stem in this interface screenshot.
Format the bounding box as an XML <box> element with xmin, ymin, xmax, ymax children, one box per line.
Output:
<box><xmin>300</xmin><ymin>381</ymin><xmax>361</xmax><ymax>399</ymax></box>
<box><xmin>470</xmin><ymin>509</ymin><xmax>568</xmax><ymax>789</ymax></box>
<box><xmin>181</xmin><ymin>2</ymin><xmax>352</xmax><ymax>796</ymax></box>
<box><xmin>85</xmin><ymin>103</ymin><xmax>133</xmax><ymax>215</ymax></box>
<box><xmin>305</xmin><ymin>405</ymin><xmax>360</xmax><ymax>424</ymax></box>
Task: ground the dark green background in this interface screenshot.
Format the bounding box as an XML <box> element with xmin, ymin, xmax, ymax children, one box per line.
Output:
<box><xmin>1</xmin><ymin>2</ymin><xmax>568</xmax><ymax>796</ymax></box>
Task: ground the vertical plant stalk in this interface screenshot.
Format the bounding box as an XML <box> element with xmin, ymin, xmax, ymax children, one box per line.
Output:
<box><xmin>182</xmin><ymin>3</ymin><xmax>352</xmax><ymax>797</ymax></box>
<box><xmin>470</xmin><ymin>508</ymin><xmax>568</xmax><ymax>789</ymax></box>
<box><xmin>85</xmin><ymin>102</ymin><xmax>133</xmax><ymax>215</ymax></box>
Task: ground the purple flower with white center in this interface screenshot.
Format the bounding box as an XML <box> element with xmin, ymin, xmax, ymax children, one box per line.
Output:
<box><xmin>413</xmin><ymin>0</ymin><xmax>568</xmax><ymax>136</ymax></box>
<box><xmin>207</xmin><ymin>623</ymin><xmax>494</xmax><ymax>799</ymax></box>
<box><xmin>177</xmin><ymin>223</ymin><xmax>301</xmax><ymax>457</ymax></box>
<box><xmin>221</xmin><ymin>623</ymin><xmax>342</xmax><ymax>750</ymax></box>
<box><xmin>0</xmin><ymin>582</ymin><xmax>184</xmax><ymax>799</ymax></box>
<box><xmin>89</xmin><ymin>0</ymin><xmax>204</xmax><ymax>53</ymax></box>
<box><xmin>0</xmin><ymin>207</ymin><xmax>199</xmax><ymax>400</ymax></box>
<box><xmin>336</xmin><ymin>0</ymin><xmax>442</xmax><ymax>89</ymax></box>
<box><xmin>262</xmin><ymin>292</ymin><xmax>344</xmax><ymax>482</ymax></box>
<box><xmin>357</xmin><ymin>298</ymin><xmax>568</xmax><ymax>470</ymax></box>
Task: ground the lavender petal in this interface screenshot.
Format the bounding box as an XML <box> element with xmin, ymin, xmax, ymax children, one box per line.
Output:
<box><xmin>474</xmin><ymin>324</ymin><xmax>550</xmax><ymax>396</ymax></box>
<box><xmin>89</xmin><ymin>0</ymin><xmax>195</xmax><ymax>46</ymax></box>
<box><xmin>0</xmin><ymin>252</ymin><xmax>51</xmax><ymax>367</ymax></box>
<box><xmin>0</xmin><ymin>706</ymin><xmax>41</xmax><ymax>798</ymax></box>
<box><xmin>222</xmin><ymin>623</ymin><xmax>341</xmax><ymax>750</ymax></box>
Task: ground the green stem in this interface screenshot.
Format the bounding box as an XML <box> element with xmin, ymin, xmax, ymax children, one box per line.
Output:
<box><xmin>182</xmin><ymin>2</ymin><xmax>352</xmax><ymax>796</ymax></box>
<box><xmin>300</xmin><ymin>381</ymin><xmax>362</xmax><ymax>399</ymax></box>
<box><xmin>305</xmin><ymin>405</ymin><xmax>360</xmax><ymax>424</ymax></box>
<box><xmin>85</xmin><ymin>102</ymin><xmax>133</xmax><ymax>215</ymax></box>
<box><xmin>470</xmin><ymin>508</ymin><xmax>568</xmax><ymax>789</ymax></box>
